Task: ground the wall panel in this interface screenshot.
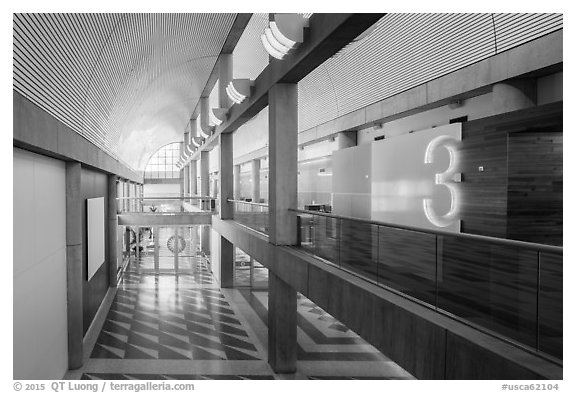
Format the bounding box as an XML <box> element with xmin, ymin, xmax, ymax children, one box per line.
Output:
<box><xmin>13</xmin><ymin>148</ymin><xmax>68</xmax><ymax>379</ymax></box>
<box><xmin>81</xmin><ymin>167</ymin><xmax>109</xmax><ymax>334</ymax></box>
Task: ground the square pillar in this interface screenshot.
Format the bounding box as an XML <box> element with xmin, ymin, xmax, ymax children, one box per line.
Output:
<box><xmin>200</xmin><ymin>150</ymin><xmax>210</xmax><ymax>212</ymax></box>
<box><xmin>189</xmin><ymin>160</ymin><xmax>197</xmax><ymax>196</ymax></box>
<box><xmin>219</xmin><ymin>236</ymin><xmax>234</xmax><ymax>288</ymax></box>
<box><xmin>267</xmin><ymin>83</ymin><xmax>298</xmax><ymax>373</ymax></box>
<box><xmin>108</xmin><ymin>175</ymin><xmax>118</xmax><ymax>287</ymax></box>
<box><xmin>219</xmin><ymin>54</ymin><xmax>233</xmax><ymax>109</ymax></box>
<box><xmin>219</xmin><ymin>132</ymin><xmax>234</xmax><ymax>219</ymax></box>
<box><xmin>201</xmin><ymin>225</ymin><xmax>210</xmax><ymax>256</ymax></box>
<box><xmin>179</xmin><ymin>142</ymin><xmax>185</xmax><ymax>199</ymax></box>
<box><xmin>268</xmin><ymin>271</ymin><xmax>297</xmax><ymax>373</ymax></box>
<box><xmin>65</xmin><ymin>162</ymin><xmax>83</xmax><ymax>369</ymax></box>
<box><xmin>233</xmin><ymin>164</ymin><xmax>241</xmax><ymax>200</ymax></box>
<box><xmin>251</xmin><ymin>159</ymin><xmax>261</xmax><ymax>203</ymax></box>
<box><xmin>268</xmin><ymin>83</ymin><xmax>298</xmax><ymax>245</ymax></box>
<box><xmin>200</xmin><ymin>151</ymin><xmax>210</xmax><ymax>197</ymax></box>
<box><xmin>183</xmin><ymin>132</ymin><xmax>190</xmax><ymax>197</ymax></box>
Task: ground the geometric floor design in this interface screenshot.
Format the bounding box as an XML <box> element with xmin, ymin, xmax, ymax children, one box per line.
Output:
<box><xmin>91</xmin><ymin>287</ymin><xmax>261</xmax><ymax>361</ymax></box>
<box><xmin>67</xmin><ymin>226</ymin><xmax>414</xmax><ymax>380</ymax></box>
<box><xmin>239</xmin><ymin>289</ymin><xmax>400</xmax><ymax>363</ymax></box>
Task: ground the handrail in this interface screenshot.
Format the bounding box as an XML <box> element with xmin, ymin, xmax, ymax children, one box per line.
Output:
<box><xmin>227</xmin><ymin>199</ymin><xmax>269</xmax><ymax>208</ymax></box>
<box><xmin>117</xmin><ymin>196</ymin><xmax>214</xmax><ymax>200</ymax></box>
<box><xmin>290</xmin><ymin>208</ymin><xmax>562</xmax><ymax>254</ymax></box>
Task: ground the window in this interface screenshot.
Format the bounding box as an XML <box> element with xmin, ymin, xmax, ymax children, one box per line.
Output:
<box><xmin>144</xmin><ymin>143</ymin><xmax>182</xmax><ymax>179</ymax></box>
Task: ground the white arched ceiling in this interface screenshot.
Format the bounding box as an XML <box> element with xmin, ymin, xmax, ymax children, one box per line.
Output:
<box><xmin>13</xmin><ymin>13</ymin><xmax>237</xmax><ymax>170</ymax></box>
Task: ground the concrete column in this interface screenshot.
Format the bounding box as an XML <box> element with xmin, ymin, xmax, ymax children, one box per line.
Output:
<box><xmin>190</xmin><ymin>119</ymin><xmax>199</xmax><ymax>197</ymax></box>
<box><xmin>212</xmin><ymin>174</ymin><xmax>219</xmax><ymax>199</ymax></box>
<box><xmin>135</xmin><ymin>225</ymin><xmax>140</xmax><ymax>260</ymax></box>
<box><xmin>189</xmin><ymin>160</ymin><xmax>197</xmax><ymax>196</ymax></box>
<box><xmin>108</xmin><ymin>175</ymin><xmax>118</xmax><ymax>287</ymax></box>
<box><xmin>200</xmin><ymin>151</ymin><xmax>210</xmax><ymax>197</ymax></box>
<box><xmin>200</xmin><ymin>150</ymin><xmax>211</xmax><ymax>256</ymax></box>
<box><xmin>183</xmin><ymin>132</ymin><xmax>190</xmax><ymax>197</ymax></box>
<box><xmin>201</xmin><ymin>225</ymin><xmax>210</xmax><ymax>256</ymax></box>
<box><xmin>200</xmin><ymin>97</ymin><xmax>213</xmax><ymax>137</ymax></box>
<box><xmin>179</xmin><ymin>143</ymin><xmax>185</xmax><ymax>200</ymax></box>
<box><xmin>267</xmin><ymin>83</ymin><xmax>298</xmax><ymax>373</ymax></box>
<box><xmin>124</xmin><ymin>227</ymin><xmax>131</xmax><ymax>260</ymax></box>
<box><xmin>268</xmin><ymin>83</ymin><xmax>298</xmax><ymax>245</ymax></box>
<box><xmin>219</xmin><ymin>54</ymin><xmax>233</xmax><ymax>109</ymax></box>
<box><xmin>153</xmin><ymin>226</ymin><xmax>159</xmax><ymax>270</ymax></box>
<box><xmin>174</xmin><ymin>227</ymin><xmax>179</xmax><ymax>272</ymax></box>
<box><xmin>219</xmin><ymin>236</ymin><xmax>234</xmax><ymax>288</ymax></box>
<box><xmin>251</xmin><ymin>159</ymin><xmax>261</xmax><ymax>203</ymax></box>
<box><xmin>200</xmin><ymin>151</ymin><xmax>210</xmax><ymax>214</ymax></box>
<box><xmin>219</xmin><ymin>132</ymin><xmax>234</xmax><ymax>219</ymax></box>
<box><xmin>492</xmin><ymin>79</ymin><xmax>536</xmax><ymax>116</ymax></box>
<box><xmin>336</xmin><ymin>130</ymin><xmax>357</xmax><ymax>150</ymax></box>
<box><xmin>65</xmin><ymin>162</ymin><xmax>83</xmax><ymax>369</ymax></box>
<box><xmin>126</xmin><ymin>181</ymin><xmax>130</xmax><ymax>212</ymax></box>
<box><xmin>233</xmin><ymin>164</ymin><xmax>241</xmax><ymax>200</ymax></box>
<box><xmin>268</xmin><ymin>271</ymin><xmax>297</xmax><ymax>373</ymax></box>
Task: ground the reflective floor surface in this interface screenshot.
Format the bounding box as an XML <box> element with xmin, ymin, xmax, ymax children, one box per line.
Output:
<box><xmin>65</xmin><ymin>228</ymin><xmax>414</xmax><ymax>380</ymax></box>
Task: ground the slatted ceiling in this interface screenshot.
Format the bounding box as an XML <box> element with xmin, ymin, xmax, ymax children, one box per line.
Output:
<box><xmin>297</xmin><ymin>13</ymin><xmax>562</xmax><ymax>133</ymax></box>
<box><xmin>329</xmin><ymin>13</ymin><xmax>495</xmax><ymax>117</ymax></box>
<box><xmin>494</xmin><ymin>13</ymin><xmax>562</xmax><ymax>53</ymax></box>
<box><xmin>233</xmin><ymin>13</ymin><xmax>269</xmax><ymax>80</ymax></box>
<box><xmin>13</xmin><ymin>13</ymin><xmax>236</xmax><ymax>170</ymax></box>
<box><xmin>298</xmin><ymin>65</ymin><xmax>340</xmax><ymax>131</ymax></box>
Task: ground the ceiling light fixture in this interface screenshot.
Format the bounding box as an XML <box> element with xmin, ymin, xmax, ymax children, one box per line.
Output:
<box><xmin>261</xmin><ymin>33</ymin><xmax>286</xmax><ymax>59</ymax></box>
<box><xmin>261</xmin><ymin>14</ymin><xmax>307</xmax><ymax>60</ymax></box>
<box><xmin>226</xmin><ymin>79</ymin><xmax>252</xmax><ymax>104</ymax></box>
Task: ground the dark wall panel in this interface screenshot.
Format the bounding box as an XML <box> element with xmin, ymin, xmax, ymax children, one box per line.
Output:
<box><xmin>81</xmin><ymin>167</ymin><xmax>109</xmax><ymax>335</ymax></box>
<box><xmin>460</xmin><ymin>102</ymin><xmax>562</xmax><ymax>242</ymax></box>
<box><xmin>538</xmin><ymin>252</ymin><xmax>563</xmax><ymax>359</ymax></box>
<box><xmin>507</xmin><ymin>132</ymin><xmax>563</xmax><ymax>246</ymax></box>
<box><xmin>445</xmin><ymin>332</ymin><xmax>545</xmax><ymax>380</ymax></box>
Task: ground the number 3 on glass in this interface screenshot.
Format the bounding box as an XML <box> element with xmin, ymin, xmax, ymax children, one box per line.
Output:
<box><xmin>423</xmin><ymin>135</ymin><xmax>461</xmax><ymax>228</ymax></box>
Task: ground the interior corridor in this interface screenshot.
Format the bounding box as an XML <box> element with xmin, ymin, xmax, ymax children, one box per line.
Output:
<box><xmin>65</xmin><ymin>227</ymin><xmax>414</xmax><ymax>380</ymax></box>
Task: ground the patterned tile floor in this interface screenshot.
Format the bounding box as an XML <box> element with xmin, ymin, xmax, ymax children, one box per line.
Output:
<box><xmin>66</xmin><ymin>228</ymin><xmax>414</xmax><ymax>380</ymax></box>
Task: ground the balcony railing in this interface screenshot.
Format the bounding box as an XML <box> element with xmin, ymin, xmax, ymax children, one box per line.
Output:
<box><xmin>228</xmin><ymin>199</ymin><xmax>269</xmax><ymax>234</ymax></box>
<box><xmin>116</xmin><ymin>196</ymin><xmax>217</xmax><ymax>214</ymax></box>
<box><xmin>291</xmin><ymin>208</ymin><xmax>563</xmax><ymax>362</ymax></box>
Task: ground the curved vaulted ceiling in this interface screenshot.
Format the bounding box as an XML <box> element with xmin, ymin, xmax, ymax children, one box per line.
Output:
<box><xmin>13</xmin><ymin>13</ymin><xmax>237</xmax><ymax>170</ymax></box>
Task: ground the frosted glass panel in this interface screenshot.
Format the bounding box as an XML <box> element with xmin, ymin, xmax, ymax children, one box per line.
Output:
<box><xmin>87</xmin><ymin>197</ymin><xmax>106</xmax><ymax>280</ymax></box>
<box><xmin>371</xmin><ymin>123</ymin><xmax>462</xmax><ymax>232</ymax></box>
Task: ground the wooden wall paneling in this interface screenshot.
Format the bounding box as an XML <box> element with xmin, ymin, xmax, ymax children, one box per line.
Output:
<box><xmin>506</xmin><ymin>131</ymin><xmax>563</xmax><ymax>246</ymax></box>
<box><xmin>459</xmin><ymin>102</ymin><xmax>562</xmax><ymax>240</ymax></box>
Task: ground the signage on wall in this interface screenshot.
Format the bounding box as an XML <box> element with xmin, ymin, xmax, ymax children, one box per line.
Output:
<box><xmin>423</xmin><ymin>134</ymin><xmax>461</xmax><ymax>228</ymax></box>
<box><xmin>87</xmin><ymin>197</ymin><xmax>106</xmax><ymax>280</ymax></box>
<box><xmin>370</xmin><ymin>123</ymin><xmax>462</xmax><ymax>233</ymax></box>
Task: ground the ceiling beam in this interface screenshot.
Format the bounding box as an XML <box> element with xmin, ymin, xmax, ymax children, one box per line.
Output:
<box><xmin>190</xmin><ymin>13</ymin><xmax>253</xmax><ymax>120</ymax></box>
<box><xmin>187</xmin><ymin>13</ymin><xmax>385</xmax><ymax>159</ymax></box>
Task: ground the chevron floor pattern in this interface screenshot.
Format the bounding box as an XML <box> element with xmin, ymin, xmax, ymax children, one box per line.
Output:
<box><xmin>65</xmin><ymin>227</ymin><xmax>413</xmax><ymax>380</ymax></box>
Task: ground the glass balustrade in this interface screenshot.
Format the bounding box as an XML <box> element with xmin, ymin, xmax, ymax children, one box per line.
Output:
<box><xmin>294</xmin><ymin>209</ymin><xmax>562</xmax><ymax>361</ymax></box>
<box><xmin>229</xmin><ymin>199</ymin><xmax>269</xmax><ymax>234</ymax></box>
<box><xmin>116</xmin><ymin>196</ymin><xmax>217</xmax><ymax>214</ymax></box>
